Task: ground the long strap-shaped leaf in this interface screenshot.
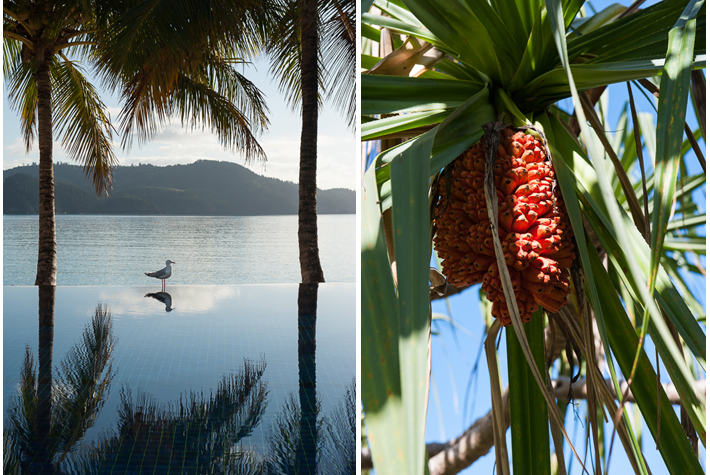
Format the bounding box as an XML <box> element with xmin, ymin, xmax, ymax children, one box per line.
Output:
<box><xmin>545</xmin><ymin>107</ymin><xmax>707</xmax><ymax>446</ymax></box>
<box><xmin>361</xmin><ymin>162</ymin><xmax>407</xmax><ymax>474</ymax></box>
<box><xmin>537</xmin><ymin>113</ymin><xmax>650</xmax><ymax>474</ymax></box>
<box><xmin>506</xmin><ymin>310</ymin><xmax>550</xmax><ymax>475</ymax></box>
<box><xmin>390</xmin><ymin>130</ymin><xmax>435</xmax><ymax>475</ymax></box>
<box><xmin>544</xmin><ymin>0</ymin><xmax>704</xmax><ymax>448</ymax></box>
<box><xmin>648</xmin><ymin>0</ymin><xmax>704</xmax><ymax>343</ymax></box>
<box><xmin>586</xmin><ymin>242</ymin><xmax>704</xmax><ymax>473</ymax></box>
<box><xmin>484</xmin><ymin>320</ymin><xmax>510</xmax><ymax>475</ymax></box>
<box><xmin>481</xmin><ymin>121</ymin><xmax>585</xmax><ymax>470</ymax></box>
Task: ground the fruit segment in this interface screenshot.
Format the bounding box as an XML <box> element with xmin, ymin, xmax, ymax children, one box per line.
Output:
<box><xmin>433</xmin><ymin>128</ymin><xmax>575</xmax><ymax>326</ymax></box>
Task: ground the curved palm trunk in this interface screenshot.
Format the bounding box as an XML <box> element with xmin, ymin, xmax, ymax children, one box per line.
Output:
<box><xmin>297</xmin><ymin>283</ymin><xmax>319</xmax><ymax>474</ymax></box>
<box><xmin>298</xmin><ymin>0</ymin><xmax>325</xmax><ymax>283</ymax></box>
<box><xmin>34</xmin><ymin>60</ymin><xmax>57</xmax><ymax>286</ymax></box>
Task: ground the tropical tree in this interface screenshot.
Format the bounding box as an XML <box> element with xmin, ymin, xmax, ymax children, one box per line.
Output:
<box><xmin>94</xmin><ymin>0</ymin><xmax>275</xmax><ymax>160</ymax></box>
<box><xmin>361</xmin><ymin>0</ymin><xmax>706</xmax><ymax>474</ymax></box>
<box><xmin>268</xmin><ymin>0</ymin><xmax>356</xmax><ymax>283</ymax></box>
<box><xmin>3</xmin><ymin>0</ymin><xmax>273</xmax><ymax>286</ymax></box>
<box><xmin>3</xmin><ymin>0</ymin><xmax>116</xmax><ymax>285</ymax></box>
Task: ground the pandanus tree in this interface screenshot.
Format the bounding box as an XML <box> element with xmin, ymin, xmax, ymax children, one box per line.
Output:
<box><xmin>268</xmin><ymin>0</ymin><xmax>356</xmax><ymax>282</ymax></box>
<box><xmin>3</xmin><ymin>0</ymin><xmax>273</xmax><ymax>286</ymax></box>
<box><xmin>361</xmin><ymin>0</ymin><xmax>706</xmax><ymax>474</ymax></box>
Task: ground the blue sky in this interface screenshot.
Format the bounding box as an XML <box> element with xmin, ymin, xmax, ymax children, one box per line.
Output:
<box><xmin>3</xmin><ymin>56</ymin><xmax>357</xmax><ymax>191</ymax></box>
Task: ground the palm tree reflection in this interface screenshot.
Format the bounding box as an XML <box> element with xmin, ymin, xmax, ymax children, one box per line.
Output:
<box><xmin>268</xmin><ymin>380</ymin><xmax>356</xmax><ymax>475</ymax></box>
<box><xmin>266</xmin><ymin>283</ymin><xmax>355</xmax><ymax>475</ymax></box>
<box><xmin>297</xmin><ymin>283</ymin><xmax>318</xmax><ymax>475</ymax></box>
<box><xmin>82</xmin><ymin>358</ymin><xmax>269</xmax><ymax>474</ymax></box>
<box><xmin>5</xmin><ymin>298</ymin><xmax>116</xmax><ymax>475</ymax></box>
<box><xmin>5</xmin><ymin>286</ymin><xmax>355</xmax><ymax>475</ymax></box>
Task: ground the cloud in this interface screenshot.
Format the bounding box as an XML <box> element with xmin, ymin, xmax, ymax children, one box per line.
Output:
<box><xmin>97</xmin><ymin>286</ymin><xmax>240</xmax><ymax>316</ymax></box>
<box><xmin>4</xmin><ymin>114</ymin><xmax>356</xmax><ymax>190</ymax></box>
<box><xmin>116</xmin><ymin>122</ymin><xmax>356</xmax><ymax>190</ymax></box>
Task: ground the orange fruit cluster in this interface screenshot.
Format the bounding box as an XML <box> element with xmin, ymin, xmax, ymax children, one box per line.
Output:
<box><xmin>433</xmin><ymin>128</ymin><xmax>575</xmax><ymax>326</ymax></box>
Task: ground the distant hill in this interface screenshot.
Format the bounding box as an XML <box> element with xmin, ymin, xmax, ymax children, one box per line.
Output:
<box><xmin>4</xmin><ymin>160</ymin><xmax>354</xmax><ymax>215</ymax></box>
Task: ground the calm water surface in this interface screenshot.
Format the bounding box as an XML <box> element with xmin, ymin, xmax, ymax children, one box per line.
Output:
<box><xmin>4</xmin><ymin>214</ymin><xmax>355</xmax><ymax>473</ymax></box>
<box><xmin>4</xmin><ymin>215</ymin><xmax>355</xmax><ymax>285</ymax></box>
<box><xmin>4</xmin><ymin>284</ymin><xmax>355</xmax><ymax>473</ymax></box>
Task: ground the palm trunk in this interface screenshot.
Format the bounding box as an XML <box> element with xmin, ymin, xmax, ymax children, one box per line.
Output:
<box><xmin>296</xmin><ymin>283</ymin><xmax>319</xmax><ymax>474</ymax></box>
<box><xmin>34</xmin><ymin>59</ymin><xmax>57</xmax><ymax>286</ymax></box>
<box><xmin>298</xmin><ymin>0</ymin><xmax>325</xmax><ymax>283</ymax></box>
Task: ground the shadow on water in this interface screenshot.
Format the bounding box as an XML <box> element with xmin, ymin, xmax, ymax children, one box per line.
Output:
<box><xmin>5</xmin><ymin>285</ymin><xmax>355</xmax><ymax>475</ymax></box>
<box><xmin>144</xmin><ymin>292</ymin><xmax>174</xmax><ymax>312</ymax></box>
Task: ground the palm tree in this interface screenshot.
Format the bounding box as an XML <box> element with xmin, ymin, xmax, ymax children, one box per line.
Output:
<box><xmin>3</xmin><ymin>0</ymin><xmax>273</xmax><ymax>286</ymax></box>
<box><xmin>361</xmin><ymin>0</ymin><xmax>705</xmax><ymax>474</ymax></box>
<box><xmin>93</xmin><ymin>0</ymin><xmax>275</xmax><ymax>160</ymax></box>
<box><xmin>3</xmin><ymin>1</ymin><xmax>116</xmax><ymax>285</ymax></box>
<box><xmin>268</xmin><ymin>0</ymin><xmax>356</xmax><ymax>283</ymax></box>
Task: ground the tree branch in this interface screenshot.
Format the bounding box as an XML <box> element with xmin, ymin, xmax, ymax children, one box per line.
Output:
<box><xmin>361</xmin><ymin>378</ymin><xmax>706</xmax><ymax>474</ymax></box>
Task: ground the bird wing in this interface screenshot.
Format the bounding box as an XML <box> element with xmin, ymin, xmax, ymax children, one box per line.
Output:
<box><xmin>146</xmin><ymin>266</ymin><xmax>169</xmax><ymax>278</ymax></box>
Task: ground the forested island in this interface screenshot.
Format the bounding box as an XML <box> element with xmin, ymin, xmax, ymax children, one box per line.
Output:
<box><xmin>4</xmin><ymin>160</ymin><xmax>354</xmax><ymax>215</ymax></box>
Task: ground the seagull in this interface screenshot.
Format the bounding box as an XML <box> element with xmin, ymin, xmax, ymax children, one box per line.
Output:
<box><xmin>145</xmin><ymin>259</ymin><xmax>175</xmax><ymax>291</ymax></box>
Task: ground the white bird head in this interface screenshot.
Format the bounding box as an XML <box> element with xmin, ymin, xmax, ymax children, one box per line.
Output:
<box><xmin>166</xmin><ymin>259</ymin><xmax>176</xmax><ymax>265</ymax></box>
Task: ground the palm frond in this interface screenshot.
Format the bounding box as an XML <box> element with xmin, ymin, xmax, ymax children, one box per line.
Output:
<box><xmin>172</xmin><ymin>73</ymin><xmax>268</xmax><ymax>163</ymax></box>
<box><xmin>4</xmin><ymin>51</ymin><xmax>38</xmax><ymax>152</ymax></box>
<box><xmin>320</xmin><ymin>0</ymin><xmax>356</xmax><ymax>128</ymax></box>
<box><xmin>95</xmin><ymin>0</ymin><xmax>274</xmax><ymax>163</ymax></box>
<box><xmin>268</xmin><ymin>0</ymin><xmax>324</xmax><ymax>112</ymax></box>
<box><xmin>51</xmin><ymin>57</ymin><xmax>117</xmax><ymax>196</ymax></box>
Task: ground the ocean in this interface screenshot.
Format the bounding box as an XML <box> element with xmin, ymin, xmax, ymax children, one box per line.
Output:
<box><xmin>3</xmin><ymin>215</ymin><xmax>356</xmax><ymax>471</ymax></box>
<box><xmin>3</xmin><ymin>214</ymin><xmax>355</xmax><ymax>286</ymax></box>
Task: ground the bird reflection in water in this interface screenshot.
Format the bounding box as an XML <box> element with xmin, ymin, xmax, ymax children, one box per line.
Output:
<box><xmin>145</xmin><ymin>291</ymin><xmax>174</xmax><ymax>312</ymax></box>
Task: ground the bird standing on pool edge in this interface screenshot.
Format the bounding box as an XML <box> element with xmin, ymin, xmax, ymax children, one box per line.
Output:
<box><xmin>145</xmin><ymin>259</ymin><xmax>175</xmax><ymax>291</ymax></box>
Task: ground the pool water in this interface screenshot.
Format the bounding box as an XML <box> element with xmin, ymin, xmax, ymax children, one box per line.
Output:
<box><xmin>3</xmin><ymin>283</ymin><xmax>355</xmax><ymax>474</ymax></box>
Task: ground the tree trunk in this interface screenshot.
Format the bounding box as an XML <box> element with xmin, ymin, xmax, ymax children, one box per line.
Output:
<box><xmin>296</xmin><ymin>283</ymin><xmax>319</xmax><ymax>474</ymax></box>
<box><xmin>35</xmin><ymin>59</ymin><xmax>57</xmax><ymax>286</ymax></box>
<box><xmin>298</xmin><ymin>0</ymin><xmax>325</xmax><ymax>283</ymax></box>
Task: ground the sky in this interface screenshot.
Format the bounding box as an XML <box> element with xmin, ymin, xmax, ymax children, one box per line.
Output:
<box><xmin>2</xmin><ymin>56</ymin><xmax>357</xmax><ymax>191</ymax></box>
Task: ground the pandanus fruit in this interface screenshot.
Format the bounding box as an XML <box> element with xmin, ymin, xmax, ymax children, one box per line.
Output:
<box><xmin>433</xmin><ymin>128</ymin><xmax>575</xmax><ymax>326</ymax></box>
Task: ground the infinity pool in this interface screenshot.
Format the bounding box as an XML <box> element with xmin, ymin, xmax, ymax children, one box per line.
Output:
<box><xmin>4</xmin><ymin>284</ymin><xmax>355</xmax><ymax>474</ymax></box>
